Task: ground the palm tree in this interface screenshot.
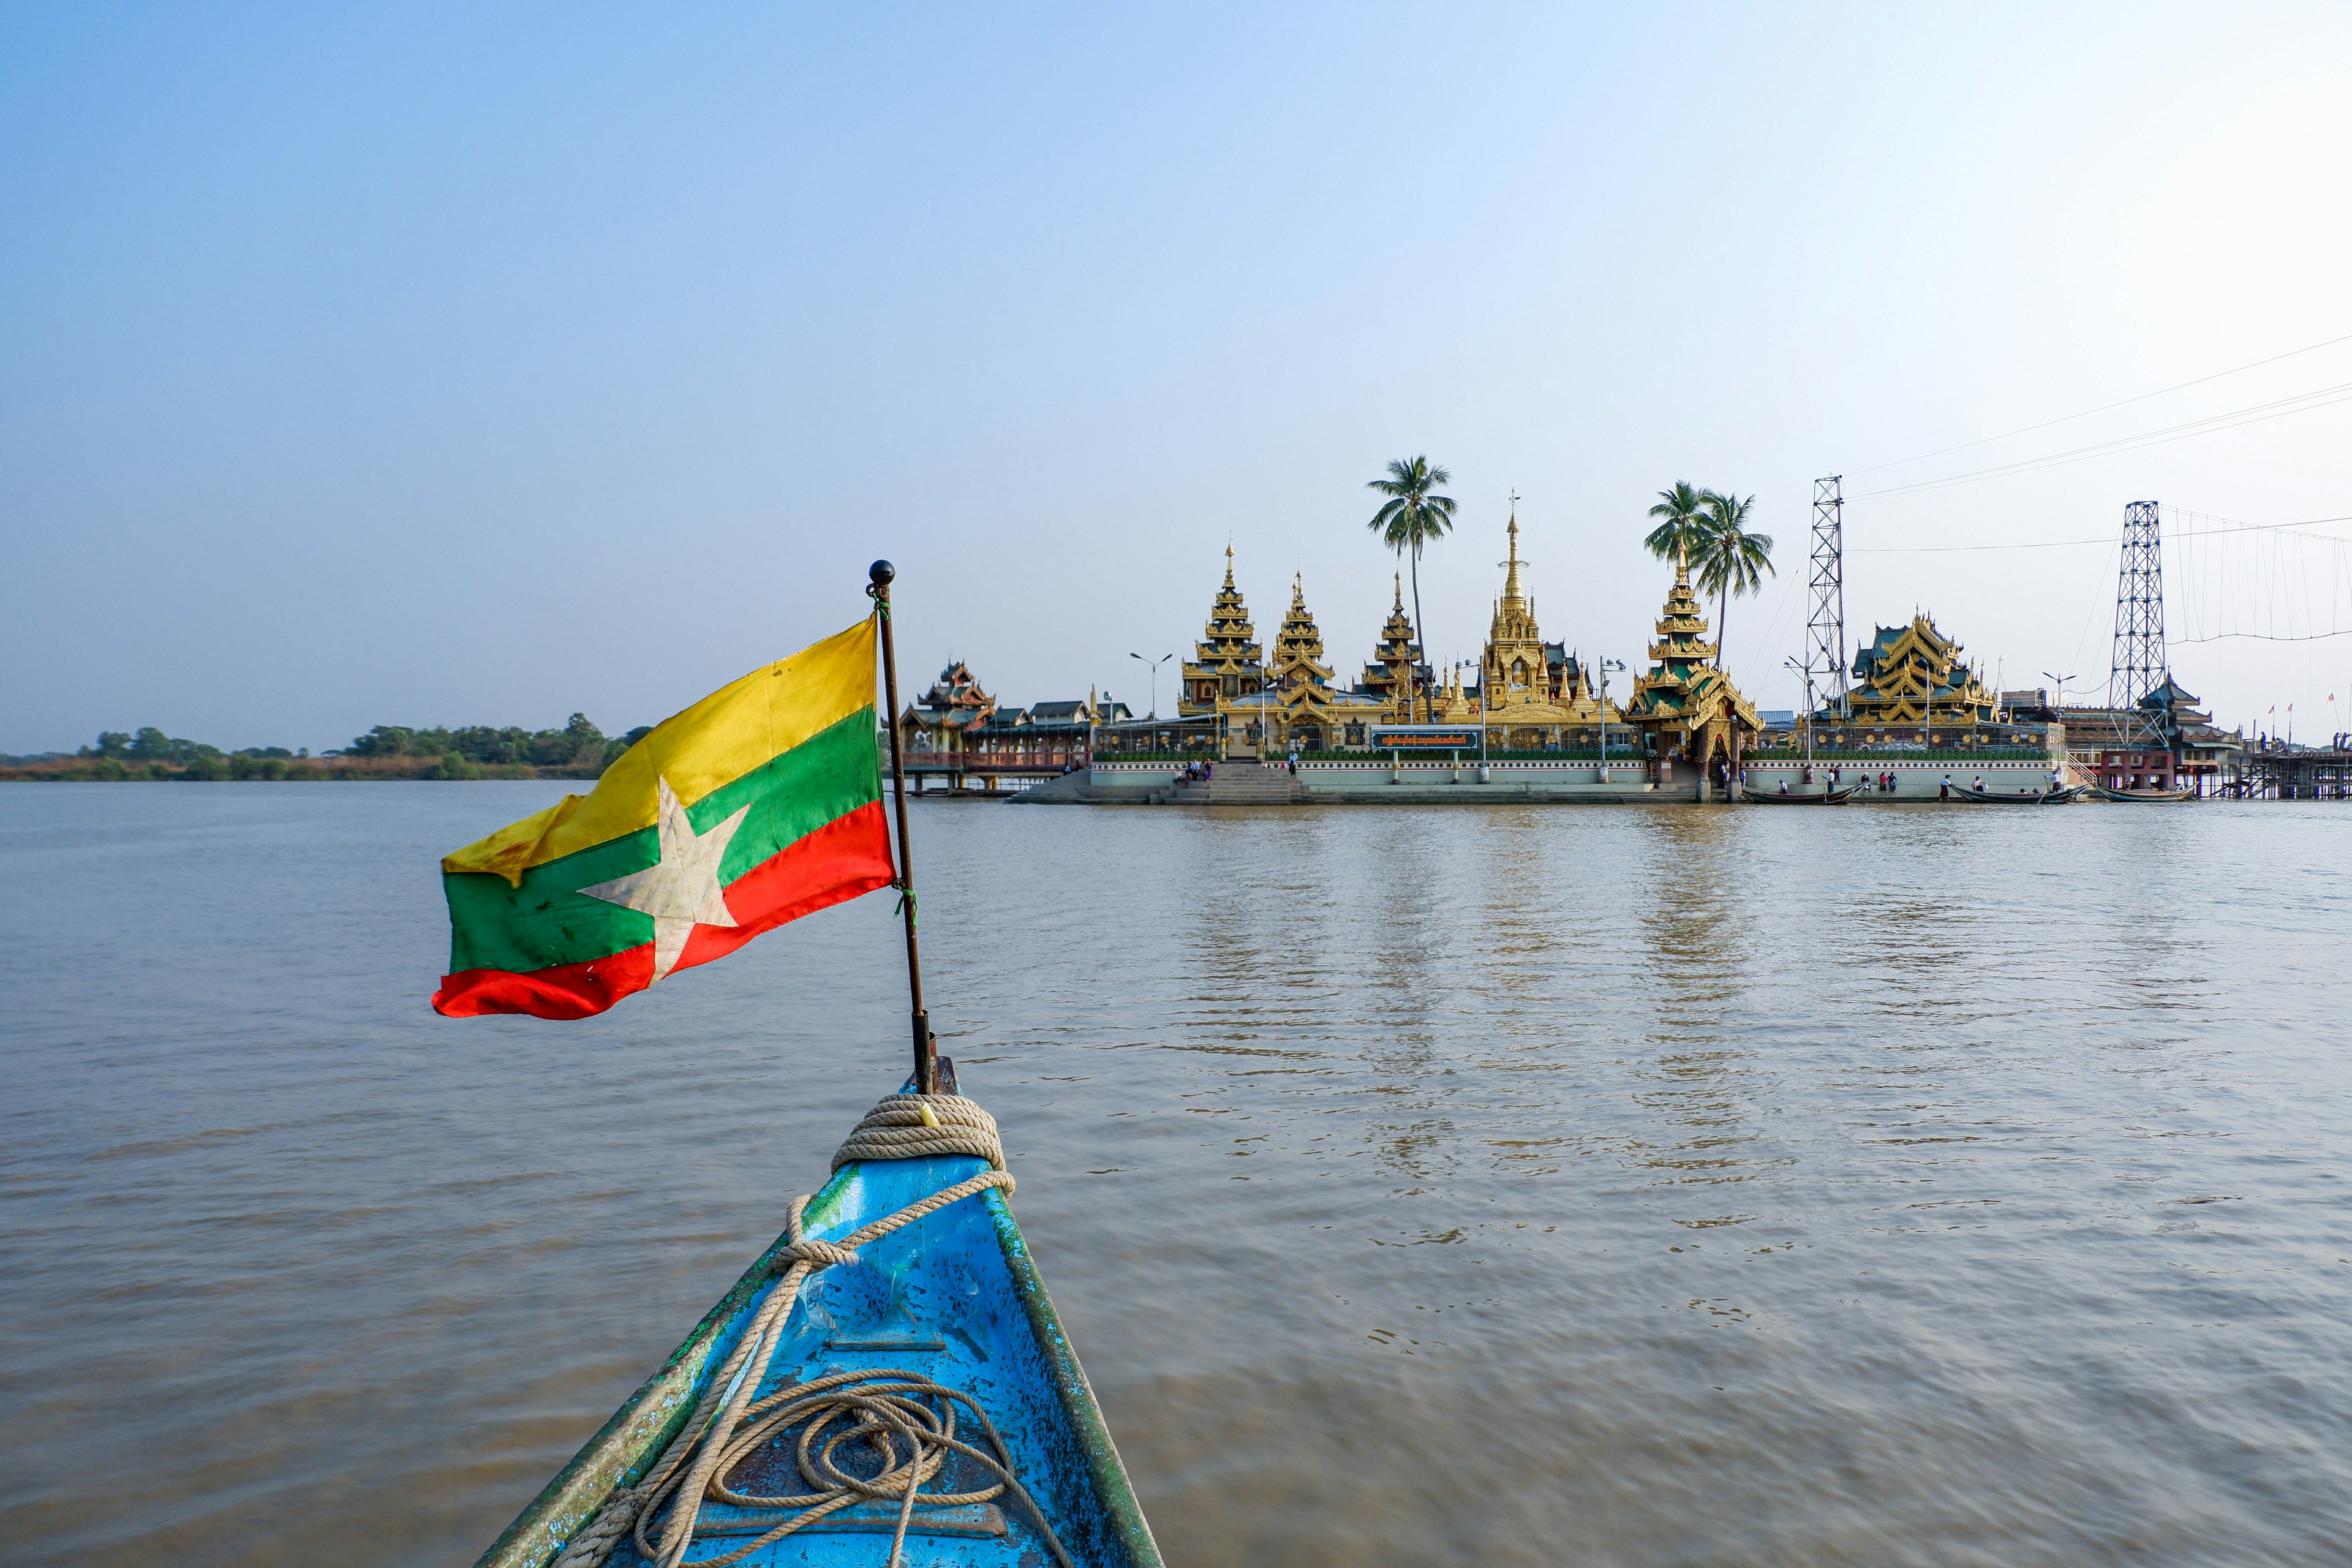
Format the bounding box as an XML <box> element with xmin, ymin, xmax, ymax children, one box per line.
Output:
<box><xmin>1693</xmin><ymin>489</ymin><xmax>1773</xmax><ymax>668</ymax></box>
<box><xmin>1366</xmin><ymin>456</ymin><xmax>1456</xmax><ymax>722</ymax></box>
<box><xmin>1644</xmin><ymin>481</ymin><xmax>1711</xmax><ymax>565</ymax></box>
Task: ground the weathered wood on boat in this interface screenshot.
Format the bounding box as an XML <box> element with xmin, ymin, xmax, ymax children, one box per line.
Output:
<box><xmin>474</xmin><ymin>1152</ymin><xmax>1161</xmax><ymax>1568</ymax></box>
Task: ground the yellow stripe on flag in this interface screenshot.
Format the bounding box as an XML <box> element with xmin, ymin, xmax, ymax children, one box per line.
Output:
<box><xmin>443</xmin><ymin>617</ymin><xmax>878</xmax><ymax>886</ymax></box>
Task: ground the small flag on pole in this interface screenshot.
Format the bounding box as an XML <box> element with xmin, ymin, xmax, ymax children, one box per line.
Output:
<box><xmin>432</xmin><ymin>618</ymin><xmax>895</xmax><ymax>1019</ymax></box>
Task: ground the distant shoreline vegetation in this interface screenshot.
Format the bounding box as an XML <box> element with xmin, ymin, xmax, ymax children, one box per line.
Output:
<box><xmin>0</xmin><ymin>716</ymin><xmax>655</xmax><ymax>782</ymax></box>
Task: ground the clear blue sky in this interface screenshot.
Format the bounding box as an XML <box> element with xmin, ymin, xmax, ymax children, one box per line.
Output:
<box><xmin>6</xmin><ymin>3</ymin><xmax>2350</xmax><ymax>753</ymax></box>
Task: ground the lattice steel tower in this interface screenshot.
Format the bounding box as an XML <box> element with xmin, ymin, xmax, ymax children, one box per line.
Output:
<box><xmin>2108</xmin><ymin>500</ymin><xmax>2166</xmax><ymax>709</ymax></box>
<box><xmin>1806</xmin><ymin>477</ymin><xmax>1849</xmax><ymax>714</ymax></box>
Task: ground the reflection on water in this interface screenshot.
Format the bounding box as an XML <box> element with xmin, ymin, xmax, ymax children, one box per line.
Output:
<box><xmin>4</xmin><ymin>787</ymin><xmax>2351</xmax><ymax>1566</ymax></box>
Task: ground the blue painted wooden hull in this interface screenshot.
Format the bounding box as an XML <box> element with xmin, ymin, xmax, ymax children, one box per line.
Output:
<box><xmin>476</xmin><ymin>1152</ymin><xmax>1161</xmax><ymax>1568</ymax></box>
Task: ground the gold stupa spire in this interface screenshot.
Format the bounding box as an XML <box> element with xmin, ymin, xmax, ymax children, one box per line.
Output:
<box><xmin>1501</xmin><ymin>502</ymin><xmax>1526</xmax><ymax>609</ymax></box>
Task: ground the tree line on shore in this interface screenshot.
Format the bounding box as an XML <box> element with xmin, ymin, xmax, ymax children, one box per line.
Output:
<box><xmin>3</xmin><ymin>715</ymin><xmax>655</xmax><ymax>782</ymax></box>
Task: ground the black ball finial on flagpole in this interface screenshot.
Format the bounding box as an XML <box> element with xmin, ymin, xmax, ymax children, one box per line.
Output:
<box><xmin>869</xmin><ymin>559</ymin><xmax>895</xmax><ymax>587</ymax></box>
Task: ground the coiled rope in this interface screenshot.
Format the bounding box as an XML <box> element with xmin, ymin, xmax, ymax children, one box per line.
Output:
<box><xmin>551</xmin><ymin>1093</ymin><xmax>1068</xmax><ymax>1568</ymax></box>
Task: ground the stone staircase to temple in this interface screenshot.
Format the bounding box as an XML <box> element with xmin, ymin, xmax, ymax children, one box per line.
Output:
<box><xmin>1159</xmin><ymin>764</ymin><xmax>1305</xmax><ymax>806</ymax></box>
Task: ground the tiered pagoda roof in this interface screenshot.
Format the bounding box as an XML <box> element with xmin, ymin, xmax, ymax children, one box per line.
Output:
<box><xmin>2139</xmin><ymin>675</ymin><xmax>2207</xmax><ymax>722</ymax></box>
<box><xmin>1360</xmin><ymin>575</ymin><xmax>1422</xmax><ymax>713</ymax></box>
<box><xmin>1257</xmin><ymin>573</ymin><xmax>1384</xmax><ymax>748</ymax></box>
<box><xmin>913</xmin><ymin>660</ymin><xmax>995</xmax><ymax>722</ymax></box>
<box><xmin>1179</xmin><ymin>545</ymin><xmax>1263</xmax><ymax>716</ymax></box>
<box><xmin>2056</xmin><ymin>676</ymin><xmax>2241</xmax><ymax>761</ymax></box>
<box><xmin>1847</xmin><ymin>614</ymin><xmax>1998</xmax><ymax>728</ymax></box>
<box><xmin>1270</xmin><ymin>573</ymin><xmax>1335</xmax><ymax>693</ymax></box>
<box><xmin>1626</xmin><ymin>552</ymin><xmax>1758</xmax><ymax>734</ymax></box>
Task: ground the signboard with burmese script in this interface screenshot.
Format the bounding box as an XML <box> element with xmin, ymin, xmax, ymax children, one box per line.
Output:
<box><xmin>1370</xmin><ymin>726</ymin><xmax>1482</xmax><ymax>751</ymax></box>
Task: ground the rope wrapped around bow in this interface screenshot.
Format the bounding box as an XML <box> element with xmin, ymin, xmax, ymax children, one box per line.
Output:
<box><xmin>552</xmin><ymin>1095</ymin><xmax>1027</xmax><ymax>1568</ymax></box>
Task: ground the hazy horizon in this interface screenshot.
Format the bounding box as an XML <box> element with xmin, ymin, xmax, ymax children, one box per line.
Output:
<box><xmin>6</xmin><ymin>4</ymin><xmax>2350</xmax><ymax>754</ymax></box>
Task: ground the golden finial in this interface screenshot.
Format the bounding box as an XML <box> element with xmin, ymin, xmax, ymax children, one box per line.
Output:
<box><xmin>1498</xmin><ymin>499</ymin><xmax>1527</xmax><ymax>607</ymax></box>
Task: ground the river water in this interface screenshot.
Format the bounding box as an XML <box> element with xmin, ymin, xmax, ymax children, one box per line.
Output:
<box><xmin>3</xmin><ymin>783</ymin><xmax>2348</xmax><ymax>1567</ymax></box>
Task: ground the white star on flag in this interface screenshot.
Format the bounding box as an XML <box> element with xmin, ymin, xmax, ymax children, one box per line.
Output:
<box><xmin>577</xmin><ymin>776</ymin><xmax>752</xmax><ymax>984</ymax></box>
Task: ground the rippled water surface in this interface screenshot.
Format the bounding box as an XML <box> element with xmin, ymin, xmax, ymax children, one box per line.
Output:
<box><xmin>4</xmin><ymin>784</ymin><xmax>2350</xmax><ymax>1567</ymax></box>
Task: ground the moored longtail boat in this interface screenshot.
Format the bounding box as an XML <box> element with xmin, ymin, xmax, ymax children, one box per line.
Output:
<box><xmin>477</xmin><ymin>1081</ymin><xmax>1161</xmax><ymax>1568</ymax></box>
<box><xmin>2092</xmin><ymin>783</ymin><xmax>2197</xmax><ymax>802</ymax></box>
<box><xmin>445</xmin><ymin>564</ymin><xmax>1160</xmax><ymax>1567</ymax></box>
<box><xmin>1737</xmin><ymin>782</ymin><xmax>1860</xmax><ymax>804</ymax></box>
<box><xmin>1953</xmin><ymin>783</ymin><xmax>2084</xmax><ymax>805</ymax></box>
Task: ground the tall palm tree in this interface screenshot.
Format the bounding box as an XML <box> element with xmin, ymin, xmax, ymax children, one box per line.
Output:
<box><xmin>1693</xmin><ymin>489</ymin><xmax>1773</xmax><ymax>668</ymax></box>
<box><xmin>1366</xmin><ymin>456</ymin><xmax>1456</xmax><ymax>722</ymax></box>
<box><xmin>1644</xmin><ymin>481</ymin><xmax>1711</xmax><ymax>565</ymax></box>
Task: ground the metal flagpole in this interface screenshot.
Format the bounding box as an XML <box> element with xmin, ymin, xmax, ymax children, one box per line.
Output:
<box><xmin>867</xmin><ymin>560</ymin><xmax>937</xmax><ymax>1095</ymax></box>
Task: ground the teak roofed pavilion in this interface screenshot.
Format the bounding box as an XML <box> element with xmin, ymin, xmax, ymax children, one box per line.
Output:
<box><xmin>1842</xmin><ymin>613</ymin><xmax>2000</xmax><ymax>741</ymax></box>
<box><xmin>898</xmin><ymin>662</ymin><xmax>1129</xmax><ymax>790</ymax></box>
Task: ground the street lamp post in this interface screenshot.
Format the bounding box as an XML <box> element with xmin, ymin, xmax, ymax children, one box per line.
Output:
<box><xmin>1597</xmin><ymin>657</ymin><xmax>1627</xmax><ymax>783</ymax></box>
<box><xmin>2043</xmin><ymin>669</ymin><xmax>2077</xmax><ymax>788</ymax></box>
<box><xmin>1128</xmin><ymin>651</ymin><xmax>1173</xmax><ymax>720</ymax></box>
<box><xmin>1258</xmin><ymin>646</ymin><xmax>1270</xmax><ymax>763</ymax></box>
<box><xmin>1785</xmin><ymin>655</ymin><xmax>1816</xmax><ymax>766</ymax></box>
<box><xmin>1129</xmin><ymin>651</ymin><xmax>1172</xmax><ymax>752</ymax></box>
<box><xmin>1476</xmin><ymin>655</ymin><xmax>1488</xmax><ymax>779</ymax></box>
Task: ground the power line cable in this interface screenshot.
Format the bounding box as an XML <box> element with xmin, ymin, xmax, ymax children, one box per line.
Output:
<box><xmin>1851</xmin><ymin>513</ymin><xmax>2352</xmax><ymax>554</ymax></box>
<box><xmin>1856</xmin><ymin>383</ymin><xmax>2352</xmax><ymax>498</ymax></box>
<box><xmin>1858</xmin><ymin>330</ymin><xmax>2352</xmax><ymax>473</ymax></box>
<box><xmin>2170</xmin><ymin>629</ymin><xmax>2352</xmax><ymax>644</ymax></box>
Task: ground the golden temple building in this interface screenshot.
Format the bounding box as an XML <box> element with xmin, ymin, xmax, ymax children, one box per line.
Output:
<box><xmin>1262</xmin><ymin>573</ymin><xmax>1389</xmax><ymax>751</ymax></box>
<box><xmin>1624</xmin><ymin>551</ymin><xmax>1760</xmax><ymax>784</ymax></box>
<box><xmin>1841</xmin><ymin>614</ymin><xmax>2000</xmax><ymax>737</ymax></box>
<box><xmin>1177</xmin><ymin>549</ymin><xmax>1384</xmax><ymax>754</ymax></box>
<box><xmin>1179</xmin><ymin>546</ymin><xmax>1264</xmax><ymax>714</ymax></box>
<box><xmin>1357</xmin><ymin>575</ymin><xmax>1424</xmax><ymax>718</ymax></box>
<box><xmin>1427</xmin><ymin>511</ymin><xmax>1621</xmax><ymax>746</ymax></box>
<box><xmin>1177</xmin><ymin>516</ymin><xmax>1640</xmax><ymax>755</ymax></box>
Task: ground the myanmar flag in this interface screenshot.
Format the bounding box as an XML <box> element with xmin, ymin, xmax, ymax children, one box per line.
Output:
<box><xmin>432</xmin><ymin>619</ymin><xmax>895</xmax><ymax>1019</ymax></box>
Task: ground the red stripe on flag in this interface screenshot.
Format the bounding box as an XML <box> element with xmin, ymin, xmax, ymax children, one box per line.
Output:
<box><xmin>432</xmin><ymin>944</ymin><xmax>658</xmax><ymax>1020</ymax></box>
<box><xmin>675</xmin><ymin>799</ymin><xmax>896</xmax><ymax>972</ymax></box>
<box><xmin>432</xmin><ymin>800</ymin><xmax>896</xmax><ymax>1019</ymax></box>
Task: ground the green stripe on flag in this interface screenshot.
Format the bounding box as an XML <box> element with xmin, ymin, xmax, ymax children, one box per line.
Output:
<box><xmin>445</xmin><ymin>707</ymin><xmax>881</xmax><ymax>978</ymax></box>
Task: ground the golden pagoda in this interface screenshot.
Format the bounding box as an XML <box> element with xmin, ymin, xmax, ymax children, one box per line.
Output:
<box><xmin>1624</xmin><ymin>550</ymin><xmax>1760</xmax><ymax>785</ymax></box>
<box><xmin>1269</xmin><ymin>571</ymin><xmax>1336</xmax><ymax>694</ymax></box>
<box><xmin>1258</xmin><ymin>573</ymin><xmax>1385</xmax><ymax>752</ymax></box>
<box><xmin>1357</xmin><ymin>575</ymin><xmax>1424</xmax><ymax>719</ymax></box>
<box><xmin>1427</xmin><ymin>509</ymin><xmax>1620</xmax><ymax>745</ymax></box>
<box><xmin>1179</xmin><ymin>551</ymin><xmax>1383</xmax><ymax>754</ymax></box>
<box><xmin>1178</xmin><ymin>545</ymin><xmax>1263</xmax><ymax>716</ymax></box>
<box><xmin>1843</xmin><ymin>613</ymin><xmax>2000</xmax><ymax>740</ymax></box>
